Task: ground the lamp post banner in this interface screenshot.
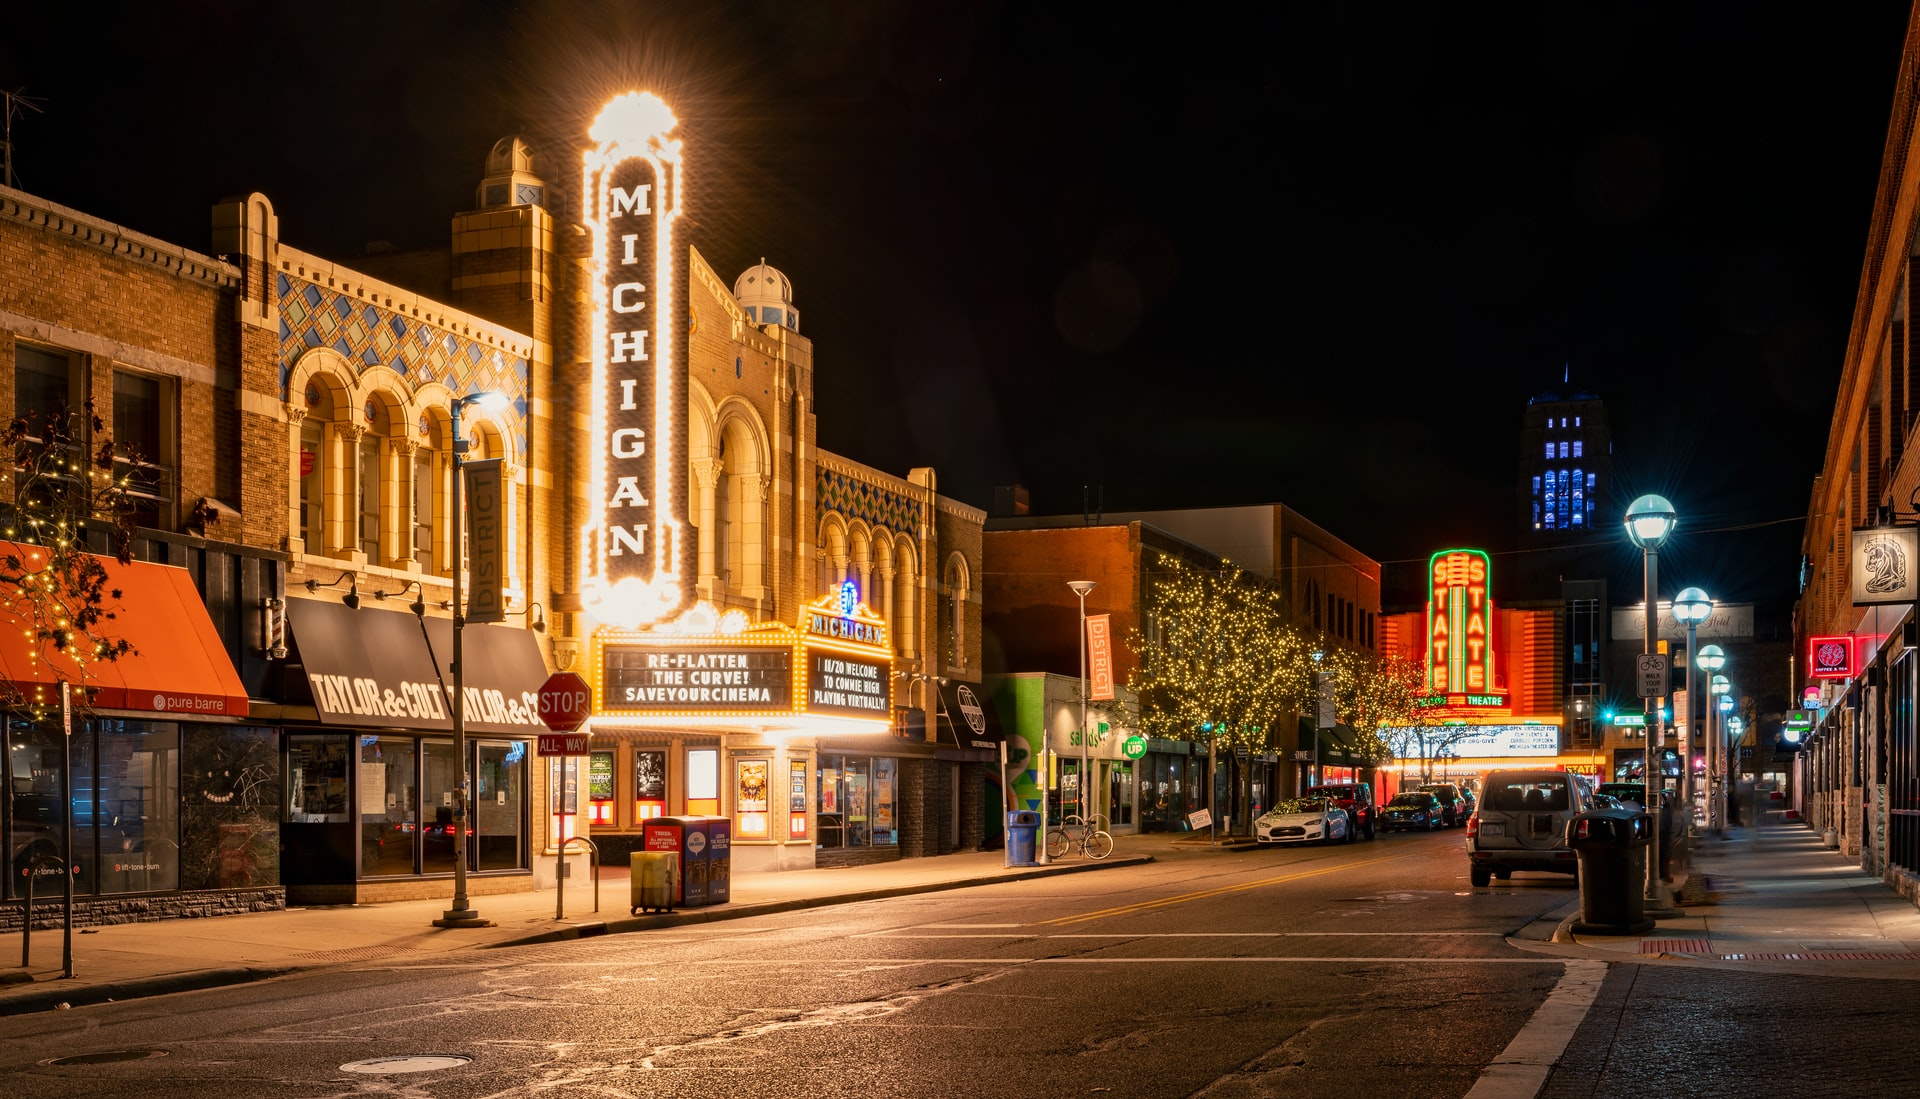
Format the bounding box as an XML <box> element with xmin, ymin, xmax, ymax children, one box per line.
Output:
<box><xmin>1086</xmin><ymin>614</ymin><xmax>1115</xmax><ymax>700</ymax></box>
<box><xmin>463</xmin><ymin>458</ymin><xmax>506</xmax><ymax>623</ymax></box>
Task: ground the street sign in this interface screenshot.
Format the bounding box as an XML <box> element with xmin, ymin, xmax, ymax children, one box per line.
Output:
<box><xmin>1635</xmin><ymin>653</ymin><xmax>1666</xmax><ymax>698</ymax></box>
<box><xmin>1612</xmin><ymin>712</ymin><xmax>1647</xmax><ymax>727</ymax></box>
<box><xmin>537</xmin><ymin>671</ymin><xmax>592</xmax><ymax>733</ymax></box>
<box><xmin>538</xmin><ymin>733</ymin><xmax>590</xmax><ymax>756</ymax></box>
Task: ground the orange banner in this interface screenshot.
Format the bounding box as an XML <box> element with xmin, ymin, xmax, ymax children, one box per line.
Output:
<box><xmin>1087</xmin><ymin>613</ymin><xmax>1115</xmax><ymax>700</ymax></box>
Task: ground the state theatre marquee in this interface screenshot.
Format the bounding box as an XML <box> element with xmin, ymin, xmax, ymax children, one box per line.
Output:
<box><xmin>590</xmin><ymin>593</ymin><xmax>893</xmax><ymax>726</ymax></box>
<box><xmin>1380</xmin><ymin>724</ymin><xmax>1563</xmax><ymax>758</ymax></box>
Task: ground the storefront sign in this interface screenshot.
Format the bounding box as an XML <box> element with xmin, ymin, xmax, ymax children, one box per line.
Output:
<box><xmin>1851</xmin><ymin>526</ymin><xmax>1920</xmax><ymax>605</ymax></box>
<box><xmin>1808</xmin><ymin>635</ymin><xmax>1855</xmax><ymax>679</ymax></box>
<box><xmin>581</xmin><ymin>91</ymin><xmax>691</xmax><ymax>628</ymax></box>
<box><xmin>806</xmin><ymin>651</ymin><xmax>890</xmax><ymax>717</ymax></box>
<box><xmin>287</xmin><ymin>598</ymin><xmax>549</xmax><ymax>734</ymax></box>
<box><xmin>603</xmin><ymin>646</ymin><xmax>792</xmax><ymax>711</ymax></box>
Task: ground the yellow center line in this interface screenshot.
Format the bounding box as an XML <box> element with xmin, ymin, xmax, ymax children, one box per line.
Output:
<box><xmin>1036</xmin><ymin>852</ymin><xmax>1418</xmax><ymax>926</ymax></box>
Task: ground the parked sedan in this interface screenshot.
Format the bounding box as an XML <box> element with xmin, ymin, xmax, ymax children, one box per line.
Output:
<box><xmin>1255</xmin><ymin>798</ymin><xmax>1352</xmax><ymax>845</ymax></box>
<box><xmin>1381</xmin><ymin>791</ymin><xmax>1445</xmax><ymax>832</ymax></box>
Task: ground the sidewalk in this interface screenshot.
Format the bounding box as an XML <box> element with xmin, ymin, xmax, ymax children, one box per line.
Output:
<box><xmin>1532</xmin><ymin>814</ymin><xmax>1920</xmax><ymax>965</ymax></box>
<box><xmin>0</xmin><ymin>837</ymin><xmax>1168</xmax><ymax>1017</ymax></box>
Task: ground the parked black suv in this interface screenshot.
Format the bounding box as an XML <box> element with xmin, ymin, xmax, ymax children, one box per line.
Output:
<box><xmin>1306</xmin><ymin>783</ymin><xmax>1377</xmax><ymax>839</ymax></box>
<box><xmin>1418</xmin><ymin>782</ymin><xmax>1473</xmax><ymax>827</ymax></box>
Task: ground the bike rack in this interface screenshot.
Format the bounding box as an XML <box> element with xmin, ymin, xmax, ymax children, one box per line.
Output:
<box><xmin>555</xmin><ymin>835</ymin><xmax>600</xmax><ymax>919</ymax></box>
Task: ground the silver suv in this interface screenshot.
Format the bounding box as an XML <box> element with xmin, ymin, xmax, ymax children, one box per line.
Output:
<box><xmin>1465</xmin><ymin>769</ymin><xmax>1593</xmax><ymax>887</ymax></box>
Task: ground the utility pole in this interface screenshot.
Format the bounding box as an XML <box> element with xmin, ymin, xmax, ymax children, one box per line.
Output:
<box><xmin>2</xmin><ymin>88</ymin><xmax>46</xmax><ymax>190</ymax></box>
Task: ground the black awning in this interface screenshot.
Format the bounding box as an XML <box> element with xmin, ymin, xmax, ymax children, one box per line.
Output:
<box><xmin>934</xmin><ymin>680</ymin><xmax>1003</xmax><ymax>751</ymax></box>
<box><xmin>285</xmin><ymin>596</ymin><xmax>550</xmax><ymax>735</ymax></box>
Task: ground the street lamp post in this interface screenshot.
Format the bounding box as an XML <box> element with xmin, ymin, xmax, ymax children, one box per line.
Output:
<box><xmin>1624</xmin><ymin>494</ymin><xmax>1680</xmax><ymax>916</ymax></box>
<box><xmin>435</xmin><ymin>390</ymin><xmax>507</xmax><ymax>929</ymax></box>
<box><xmin>1068</xmin><ymin>581</ymin><xmax>1096</xmax><ymax>827</ymax></box>
<box><xmin>1671</xmin><ymin>588</ymin><xmax>1713</xmax><ymax>838</ymax></box>
<box><xmin>1696</xmin><ymin>645</ymin><xmax>1726</xmax><ymax>837</ymax></box>
<box><xmin>1727</xmin><ymin>713</ymin><xmax>1746</xmax><ymax>825</ymax></box>
<box><xmin>1310</xmin><ymin>649</ymin><xmax>1326</xmax><ymax>790</ymax></box>
<box><xmin>1711</xmin><ymin>674</ymin><xmax>1733</xmax><ymax>834</ymax></box>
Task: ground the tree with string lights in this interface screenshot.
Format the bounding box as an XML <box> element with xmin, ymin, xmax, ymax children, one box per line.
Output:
<box><xmin>1312</xmin><ymin>646</ymin><xmax>1425</xmax><ymax>763</ymax></box>
<box><xmin>1125</xmin><ymin>551</ymin><xmax>1309</xmax><ymax>833</ymax></box>
<box><xmin>0</xmin><ymin>399</ymin><xmax>141</xmax><ymax>721</ymax></box>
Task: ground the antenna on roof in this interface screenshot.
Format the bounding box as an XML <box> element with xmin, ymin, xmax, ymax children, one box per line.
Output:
<box><xmin>1</xmin><ymin>88</ymin><xmax>45</xmax><ymax>190</ymax></box>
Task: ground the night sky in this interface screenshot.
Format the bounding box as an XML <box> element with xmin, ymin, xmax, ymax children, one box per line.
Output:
<box><xmin>2</xmin><ymin>2</ymin><xmax>1912</xmax><ymax>610</ymax></box>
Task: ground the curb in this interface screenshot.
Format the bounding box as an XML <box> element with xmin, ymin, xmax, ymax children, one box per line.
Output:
<box><xmin>492</xmin><ymin>854</ymin><xmax>1157</xmax><ymax>947</ymax></box>
<box><xmin>0</xmin><ymin>965</ymin><xmax>300</xmax><ymax>1017</ymax></box>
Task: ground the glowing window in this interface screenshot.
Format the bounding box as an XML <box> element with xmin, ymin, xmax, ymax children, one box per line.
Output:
<box><xmin>1587</xmin><ymin>473</ymin><xmax>1596</xmax><ymax>489</ymax></box>
<box><xmin>1558</xmin><ymin>442</ymin><xmax>1568</xmax><ymax>459</ymax></box>
<box><xmin>1575</xmin><ymin>416</ymin><xmax>1582</xmax><ymax>427</ymax></box>
<box><xmin>1572</xmin><ymin>439</ymin><xmax>1584</xmax><ymax>458</ymax></box>
<box><xmin>1531</xmin><ymin>475</ymin><xmax>1541</xmax><ymax>495</ymax></box>
<box><xmin>1545</xmin><ymin>441</ymin><xmax>1554</xmax><ymax>460</ymax></box>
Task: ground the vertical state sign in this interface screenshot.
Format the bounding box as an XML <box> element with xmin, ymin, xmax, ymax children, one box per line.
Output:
<box><xmin>581</xmin><ymin>92</ymin><xmax>690</xmax><ymax>628</ymax></box>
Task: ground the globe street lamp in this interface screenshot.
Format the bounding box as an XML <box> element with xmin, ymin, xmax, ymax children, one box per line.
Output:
<box><xmin>1711</xmin><ymin>673</ymin><xmax>1732</xmax><ymax>835</ymax></box>
<box><xmin>1696</xmin><ymin>644</ymin><xmax>1726</xmax><ymax>836</ymax></box>
<box><xmin>1671</xmin><ymin>588</ymin><xmax>1713</xmax><ymax>836</ymax></box>
<box><xmin>1624</xmin><ymin>494</ymin><xmax>1678</xmax><ymax>915</ymax></box>
<box><xmin>435</xmin><ymin>389</ymin><xmax>508</xmax><ymax>929</ymax></box>
<box><xmin>1068</xmin><ymin>580</ymin><xmax>1096</xmax><ymax>827</ymax></box>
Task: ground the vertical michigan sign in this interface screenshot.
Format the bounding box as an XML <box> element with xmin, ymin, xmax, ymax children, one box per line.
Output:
<box><xmin>581</xmin><ymin>92</ymin><xmax>690</xmax><ymax>628</ymax></box>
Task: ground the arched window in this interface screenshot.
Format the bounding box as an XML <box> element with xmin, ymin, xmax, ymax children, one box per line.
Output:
<box><xmin>893</xmin><ymin>539</ymin><xmax>918</xmax><ymax>659</ymax></box>
<box><xmin>944</xmin><ymin>553</ymin><xmax>970</xmax><ymax>672</ymax></box>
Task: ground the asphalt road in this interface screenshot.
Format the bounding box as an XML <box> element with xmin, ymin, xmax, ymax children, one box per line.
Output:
<box><xmin>0</xmin><ymin>829</ymin><xmax>1901</xmax><ymax>1098</ymax></box>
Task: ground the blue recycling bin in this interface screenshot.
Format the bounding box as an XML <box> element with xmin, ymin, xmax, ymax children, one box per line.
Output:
<box><xmin>1007</xmin><ymin>810</ymin><xmax>1040</xmax><ymax>866</ymax></box>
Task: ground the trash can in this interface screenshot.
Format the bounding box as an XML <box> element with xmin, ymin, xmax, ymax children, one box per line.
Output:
<box><xmin>641</xmin><ymin>818</ymin><xmax>687</xmax><ymax>908</ymax></box>
<box><xmin>1007</xmin><ymin>810</ymin><xmax>1040</xmax><ymax>867</ymax></box>
<box><xmin>1565</xmin><ymin>808</ymin><xmax>1654</xmax><ymax>935</ymax></box>
<box><xmin>630</xmin><ymin>850</ymin><xmax>679</xmax><ymax>914</ymax></box>
<box><xmin>705</xmin><ymin>816</ymin><xmax>731</xmax><ymax>904</ymax></box>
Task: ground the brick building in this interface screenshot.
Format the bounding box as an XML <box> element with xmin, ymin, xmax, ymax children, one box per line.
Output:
<box><xmin>0</xmin><ymin>99</ymin><xmax>994</xmax><ymax>927</ymax></box>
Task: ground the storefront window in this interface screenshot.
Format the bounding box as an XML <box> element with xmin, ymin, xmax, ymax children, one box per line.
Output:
<box><xmin>588</xmin><ymin>750</ymin><xmax>615</xmax><ymax>826</ymax></box>
<box><xmin>634</xmin><ymin>750</ymin><xmax>666</xmax><ymax>820</ymax></box>
<box><xmin>475</xmin><ymin>741</ymin><xmax>525</xmax><ymax>871</ymax></box>
<box><xmin>7</xmin><ymin>715</ymin><xmax>65</xmax><ymax>898</ymax></box>
<box><xmin>549</xmin><ymin>755</ymin><xmax>580</xmax><ymax>844</ymax></box>
<box><xmin>290</xmin><ymin>735</ymin><xmax>350</xmax><ymax>822</ymax></box>
<box><xmin>1110</xmin><ymin>762</ymin><xmax>1134</xmax><ymax>826</ymax></box>
<box><xmin>422</xmin><ymin>740</ymin><xmax>462</xmax><ymax>874</ymax></box>
<box><xmin>816</xmin><ymin>754</ymin><xmax>897</xmax><ymax>850</ymax></box>
<box><xmin>736</xmin><ymin>759</ymin><xmax>770</xmax><ymax>839</ymax></box>
<box><xmin>688</xmin><ymin>748</ymin><xmax>719</xmax><ymax>815</ymax></box>
<box><xmin>788</xmin><ymin>759</ymin><xmax>808</xmax><ymax>839</ymax></box>
<box><xmin>360</xmin><ymin>736</ymin><xmax>417</xmax><ymax>877</ymax></box>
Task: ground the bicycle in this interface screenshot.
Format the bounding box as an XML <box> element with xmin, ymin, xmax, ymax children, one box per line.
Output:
<box><xmin>1045</xmin><ymin>813</ymin><xmax>1114</xmax><ymax>860</ymax></box>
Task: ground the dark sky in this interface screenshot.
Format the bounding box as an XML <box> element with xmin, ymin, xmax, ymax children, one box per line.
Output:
<box><xmin>2</xmin><ymin>2</ymin><xmax>1911</xmax><ymax>608</ymax></box>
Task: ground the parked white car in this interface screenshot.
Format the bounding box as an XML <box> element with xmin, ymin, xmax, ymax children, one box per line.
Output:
<box><xmin>1255</xmin><ymin>798</ymin><xmax>1353</xmax><ymax>845</ymax></box>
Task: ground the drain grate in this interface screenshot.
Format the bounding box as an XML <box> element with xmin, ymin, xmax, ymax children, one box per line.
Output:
<box><xmin>1719</xmin><ymin>951</ymin><xmax>1917</xmax><ymax>961</ymax></box>
<box><xmin>1641</xmin><ymin>939</ymin><xmax>1714</xmax><ymax>954</ymax></box>
<box><xmin>41</xmin><ymin>1050</ymin><xmax>169</xmax><ymax>1066</ymax></box>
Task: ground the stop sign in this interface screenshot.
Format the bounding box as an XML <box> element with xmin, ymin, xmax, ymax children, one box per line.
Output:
<box><xmin>537</xmin><ymin>671</ymin><xmax>592</xmax><ymax>733</ymax></box>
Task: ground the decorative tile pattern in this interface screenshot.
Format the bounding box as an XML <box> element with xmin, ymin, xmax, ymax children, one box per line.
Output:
<box><xmin>277</xmin><ymin>273</ymin><xmax>529</xmax><ymax>462</ymax></box>
<box><xmin>816</xmin><ymin>469</ymin><xmax>919</xmax><ymax>532</ymax></box>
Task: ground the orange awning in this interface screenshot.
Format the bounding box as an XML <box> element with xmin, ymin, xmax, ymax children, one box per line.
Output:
<box><xmin>0</xmin><ymin>545</ymin><xmax>248</xmax><ymax>718</ymax></box>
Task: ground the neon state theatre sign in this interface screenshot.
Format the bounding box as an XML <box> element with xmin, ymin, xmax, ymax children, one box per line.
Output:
<box><xmin>581</xmin><ymin>91</ymin><xmax>692</xmax><ymax>628</ymax></box>
<box><xmin>1427</xmin><ymin>548</ymin><xmax>1502</xmax><ymax>697</ymax></box>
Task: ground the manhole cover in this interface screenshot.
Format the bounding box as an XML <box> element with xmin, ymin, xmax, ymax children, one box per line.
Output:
<box><xmin>341</xmin><ymin>1055</ymin><xmax>472</xmax><ymax>1074</ymax></box>
<box><xmin>41</xmin><ymin>1050</ymin><xmax>169</xmax><ymax>1066</ymax></box>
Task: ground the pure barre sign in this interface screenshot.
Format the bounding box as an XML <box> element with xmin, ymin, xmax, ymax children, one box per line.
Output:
<box><xmin>581</xmin><ymin>91</ymin><xmax>691</xmax><ymax>628</ymax></box>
